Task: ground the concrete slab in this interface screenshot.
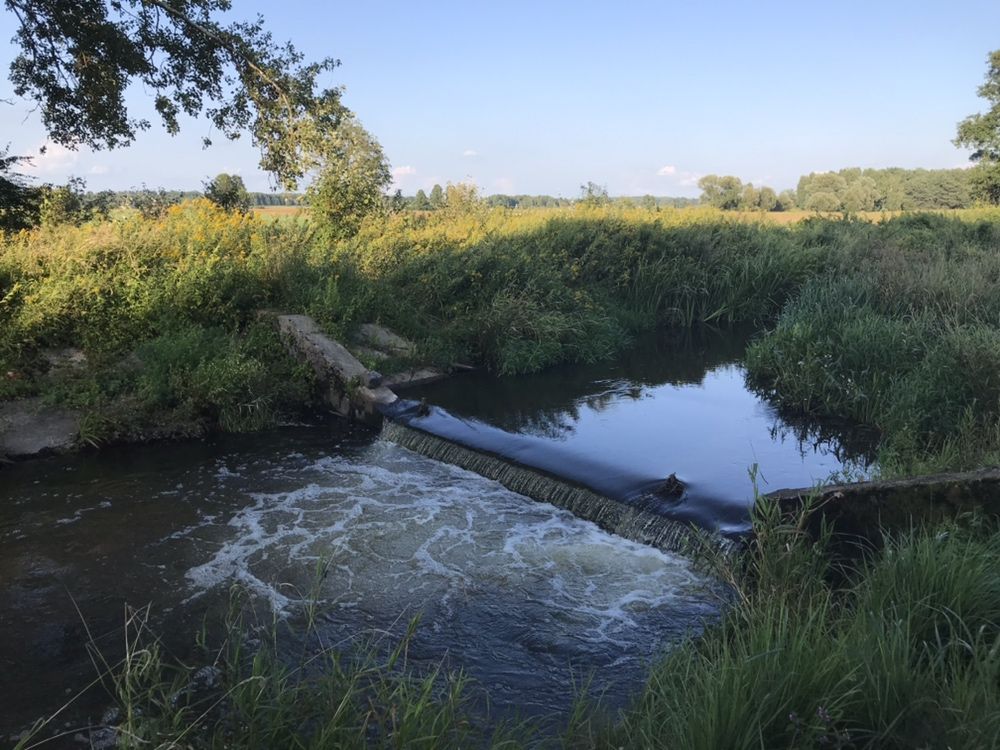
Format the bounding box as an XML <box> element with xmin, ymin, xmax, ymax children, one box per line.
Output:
<box><xmin>276</xmin><ymin>314</ymin><xmax>398</xmax><ymax>424</ymax></box>
<box><xmin>0</xmin><ymin>398</ymin><xmax>79</xmax><ymax>458</ymax></box>
<box><xmin>356</xmin><ymin>323</ymin><xmax>416</xmax><ymax>357</ymax></box>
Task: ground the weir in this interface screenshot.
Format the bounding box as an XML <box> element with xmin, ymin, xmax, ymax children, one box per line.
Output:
<box><xmin>379</xmin><ymin>400</ymin><xmax>723</xmax><ymax>555</ymax></box>
<box><xmin>272</xmin><ymin>313</ymin><xmax>739</xmax><ymax>553</ymax></box>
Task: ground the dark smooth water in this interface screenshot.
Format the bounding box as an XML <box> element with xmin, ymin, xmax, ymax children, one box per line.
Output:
<box><xmin>406</xmin><ymin>327</ymin><xmax>877</xmax><ymax>535</ymax></box>
<box><xmin>0</xmin><ymin>426</ymin><xmax>718</xmax><ymax>741</ymax></box>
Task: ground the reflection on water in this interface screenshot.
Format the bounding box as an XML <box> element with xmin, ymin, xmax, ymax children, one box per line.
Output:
<box><xmin>409</xmin><ymin>326</ymin><xmax>878</xmax><ymax>529</ymax></box>
<box><xmin>0</xmin><ymin>427</ymin><xmax>717</xmax><ymax>738</ymax></box>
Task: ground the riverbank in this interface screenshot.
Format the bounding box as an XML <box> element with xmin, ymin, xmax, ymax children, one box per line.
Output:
<box><xmin>5</xmin><ymin>204</ymin><xmax>1000</xmax><ymax>747</ymax></box>
<box><xmin>4</xmin><ymin>202</ymin><xmax>1000</xmax><ymax>473</ymax></box>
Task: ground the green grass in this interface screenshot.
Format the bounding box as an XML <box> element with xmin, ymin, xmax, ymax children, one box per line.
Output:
<box><xmin>600</xmin><ymin>503</ymin><xmax>1000</xmax><ymax>749</ymax></box>
<box><xmin>746</xmin><ymin>213</ymin><xmax>1000</xmax><ymax>474</ymax></box>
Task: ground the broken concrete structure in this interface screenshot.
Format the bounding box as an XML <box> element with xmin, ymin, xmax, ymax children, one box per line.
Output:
<box><xmin>276</xmin><ymin>314</ymin><xmax>399</xmax><ymax>424</ymax></box>
<box><xmin>765</xmin><ymin>467</ymin><xmax>1000</xmax><ymax>544</ymax></box>
<box><xmin>0</xmin><ymin>398</ymin><xmax>79</xmax><ymax>460</ymax></box>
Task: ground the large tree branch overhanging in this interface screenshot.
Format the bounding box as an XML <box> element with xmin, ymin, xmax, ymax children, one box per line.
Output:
<box><xmin>138</xmin><ymin>0</ymin><xmax>294</xmax><ymax>115</ymax></box>
<box><xmin>2</xmin><ymin>0</ymin><xmax>347</xmax><ymax>188</ymax></box>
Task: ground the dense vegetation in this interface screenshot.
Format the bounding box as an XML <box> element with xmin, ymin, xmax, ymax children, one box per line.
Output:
<box><xmin>3</xmin><ymin>201</ymin><xmax>1000</xmax><ymax>476</ymax></box>
<box><xmin>698</xmin><ymin>168</ymin><xmax>976</xmax><ymax>212</ymax></box>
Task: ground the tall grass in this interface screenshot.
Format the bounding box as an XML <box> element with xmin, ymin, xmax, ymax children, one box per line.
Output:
<box><xmin>0</xmin><ymin>201</ymin><xmax>818</xmax><ymax>439</ymax></box>
<box><xmin>599</xmin><ymin>502</ymin><xmax>1000</xmax><ymax>749</ymax></box>
<box><xmin>14</xmin><ymin>587</ymin><xmax>531</xmax><ymax>750</ymax></box>
<box><xmin>746</xmin><ymin>213</ymin><xmax>1000</xmax><ymax>473</ymax></box>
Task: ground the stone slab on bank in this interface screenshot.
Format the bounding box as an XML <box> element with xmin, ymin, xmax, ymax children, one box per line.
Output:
<box><xmin>0</xmin><ymin>398</ymin><xmax>79</xmax><ymax>459</ymax></box>
<box><xmin>275</xmin><ymin>314</ymin><xmax>398</xmax><ymax>424</ymax></box>
<box><xmin>766</xmin><ymin>467</ymin><xmax>1000</xmax><ymax>543</ymax></box>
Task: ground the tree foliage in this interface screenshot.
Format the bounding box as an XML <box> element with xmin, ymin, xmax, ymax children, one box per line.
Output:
<box><xmin>429</xmin><ymin>183</ymin><xmax>444</xmax><ymax>209</ymax></box>
<box><xmin>698</xmin><ymin>174</ymin><xmax>744</xmax><ymax>210</ymax></box>
<box><xmin>0</xmin><ymin>146</ymin><xmax>41</xmax><ymax>231</ymax></box>
<box><xmin>3</xmin><ymin>0</ymin><xmax>345</xmax><ymax>189</ymax></box>
<box><xmin>204</xmin><ymin>172</ymin><xmax>250</xmax><ymax>213</ymax></box>
<box><xmin>797</xmin><ymin>168</ymin><xmax>972</xmax><ymax>211</ymax></box>
<box><xmin>955</xmin><ymin>49</ymin><xmax>1000</xmax><ymax>205</ymax></box>
<box><xmin>306</xmin><ymin>116</ymin><xmax>391</xmax><ymax>237</ymax></box>
<box><xmin>579</xmin><ymin>181</ymin><xmax>610</xmax><ymax>206</ymax></box>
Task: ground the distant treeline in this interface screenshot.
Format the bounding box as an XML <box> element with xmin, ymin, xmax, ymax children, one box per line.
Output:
<box><xmin>699</xmin><ymin>168</ymin><xmax>975</xmax><ymax>212</ymax></box>
<box><xmin>796</xmin><ymin>168</ymin><xmax>972</xmax><ymax>211</ymax></box>
<box><xmin>248</xmin><ymin>192</ymin><xmax>307</xmax><ymax>206</ymax></box>
<box><xmin>63</xmin><ymin>166</ymin><xmax>980</xmax><ymax>221</ymax></box>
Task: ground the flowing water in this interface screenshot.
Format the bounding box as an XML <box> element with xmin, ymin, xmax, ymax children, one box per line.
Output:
<box><xmin>403</xmin><ymin>327</ymin><xmax>877</xmax><ymax>536</ymax></box>
<box><xmin>0</xmin><ymin>327</ymin><xmax>874</xmax><ymax>740</ymax></box>
<box><xmin>0</xmin><ymin>426</ymin><xmax>717</xmax><ymax>740</ymax></box>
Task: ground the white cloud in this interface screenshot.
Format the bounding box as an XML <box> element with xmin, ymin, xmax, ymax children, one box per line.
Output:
<box><xmin>656</xmin><ymin>164</ymin><xmax>677</xmax><ymax>176</ymax></box>
<box><xmin>462</xmin><ymin>149</ymin><xmax>478</xmax><ymax>158</ymax></box>
<box><xmin>88</xmin><ymin>164</ymin><xmax>109</xmax><ymax>175</ymax></box>
<box><xmin>392</xmin><ymin>165</ymin><xmax>417</xmax><ymax>178</ymax></box>
<box><xmin>678</xmin><ymin>172</ymin><xmax>701</xmax><ymax>187</ymax></box>
<box><xmin>25</xmin><ymin>142</ymin><xmax>78</xmax><ymax>174</ymax></box>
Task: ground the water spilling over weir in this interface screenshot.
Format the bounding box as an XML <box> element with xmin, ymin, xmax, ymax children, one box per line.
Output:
<box><xmin>0</xmin><ymin>428</ymin><xmax>719</xmax><ymax>734</ymax></box>
<box><xmin>381</xmin><ymin>406</ymin><xmax>708</xmax><ymax>555</ymax></box>
<box><xmin>378</xmin><ymin>327</ymin><xmax>877</xmax><ymax>550</ymax></box>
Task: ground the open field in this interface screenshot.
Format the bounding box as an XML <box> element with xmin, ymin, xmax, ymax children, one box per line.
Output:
<box><xmin>253</xmin><ymin>204</ymin><xmax>307</xmax><ymax>217</ymax></box>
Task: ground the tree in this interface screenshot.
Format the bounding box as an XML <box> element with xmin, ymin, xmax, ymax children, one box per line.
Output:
<box><xmin>757</xmin><ymin>186</ymin><xmax>778</xmax><ymax>211</ymax></box>
<box><xmin>806</xmin><ymin>191</ymin><xmax>841</xmax><ymax>212</ymax></box>
<box><xmin>579</xmin><ymin>181</ymin><xmax>609</xmax><ymax>206</ymax></box>
<box><xmin>843</xmin><ymin>177</ymin><xmax>879</xmax><ymax>212</ymax></box>
<box><xmin>776</xmin><ymin>189</ymin><xmax>798</xmax><ymax>211</ymax></box>
<box><xmin>955</xmin><ymin>50</ymin><xmax>1000</xmax><ymax>204</ymax></box>
<box><xmin>128</xmin><ymin>185</ymin><xmax>183</xmax><ymax>218</ymax></box>
<box><xmin>429</xmin><ymin>184</ymin><xmax>444</xmax><ymax>209</ymax></box>
<box><xmin>37</xmin><ymin>176</ymin><xmax>111</xmax><ymax>226</ymax></box>
<box><xmin>697</xmin><ymin>175</ymin><xmax>743</xmax><ymax>210</ymax></box>
<box><xmin>443</xmin><ymin>182</ymin><xmax>482</xmax><ymax>215</ymax></box>
<box><xmin>306</xmin><ymin>116</ymin><xmax>391</xmax><ymax>238</ymax></box>
<box><xmin>739</xmin><ymin>184</ymin><xmax>759</xmax><ymax>210</ymax></box>
<box><xmin>0</xmin><ymin>146</ymin><xmax>41</xmax><ymax>231</ymax></box>
<box><xmin>3</xmin><ymin>0</ymin><xmax>345</xmax><ymax>189</ymax></box>
<box><xmin>204</xmin><ymin>172</ymin><xmax>250</xmax><ymax>212</ymax></box>
<box><xmin>412</xmin><ymin>189</ymin><xmax>431</xmax><ymax>210</ymax></box>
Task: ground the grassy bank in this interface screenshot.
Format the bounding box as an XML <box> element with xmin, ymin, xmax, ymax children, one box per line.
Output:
<box><xmin>746</xmin><ymin>213</ymin><xmax>1000</xmax><ymax>474</ymax></box>
<box><xmin>0</xmin><ymin>201</ymin><xmax>818</xmax><ymax>443</ymax></box>
<box><xmin>18</xmin><ymin>508</ymin><xmax>1000</xmax><ymax>749</ymax></box>
<box><xmin>3</xmin><ymin>201</ymin><xmax>1000</xmax><ymax>472</ymax></box>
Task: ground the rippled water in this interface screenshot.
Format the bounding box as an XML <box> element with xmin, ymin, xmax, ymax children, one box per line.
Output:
<box><xmin>0</xmin><ymin>426</ymin><xmax>718</xmax><ymax>738</ymax></box>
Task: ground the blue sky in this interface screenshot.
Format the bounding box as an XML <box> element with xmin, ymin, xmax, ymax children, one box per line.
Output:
<box><xmin>1</xmin><ymin>1</ymin><xmax>997</xmax><ymax>196</ymax></box>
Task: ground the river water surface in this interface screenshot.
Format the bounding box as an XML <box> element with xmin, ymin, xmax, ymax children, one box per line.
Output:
<box><xmin>0</xmin><ymin>327</ymin><xmax>875</xmax><ymax>740</ymax></box>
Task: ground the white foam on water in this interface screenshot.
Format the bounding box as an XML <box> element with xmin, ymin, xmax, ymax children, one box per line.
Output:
<box><xmin>182</xmin><ymin>441</ymin><xmax>714</xmax><ymax>651</ymax></box>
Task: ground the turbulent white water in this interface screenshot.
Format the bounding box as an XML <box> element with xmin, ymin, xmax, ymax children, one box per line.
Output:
<box><xmin>184</xmin><ymin>442</ymin><xmax>713</xmax><ymax>651</ymax></box>
<box><xmin>0</xmin><ymin>428</ymin><xmax>719</xmax><ymax>726</ymax></box>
